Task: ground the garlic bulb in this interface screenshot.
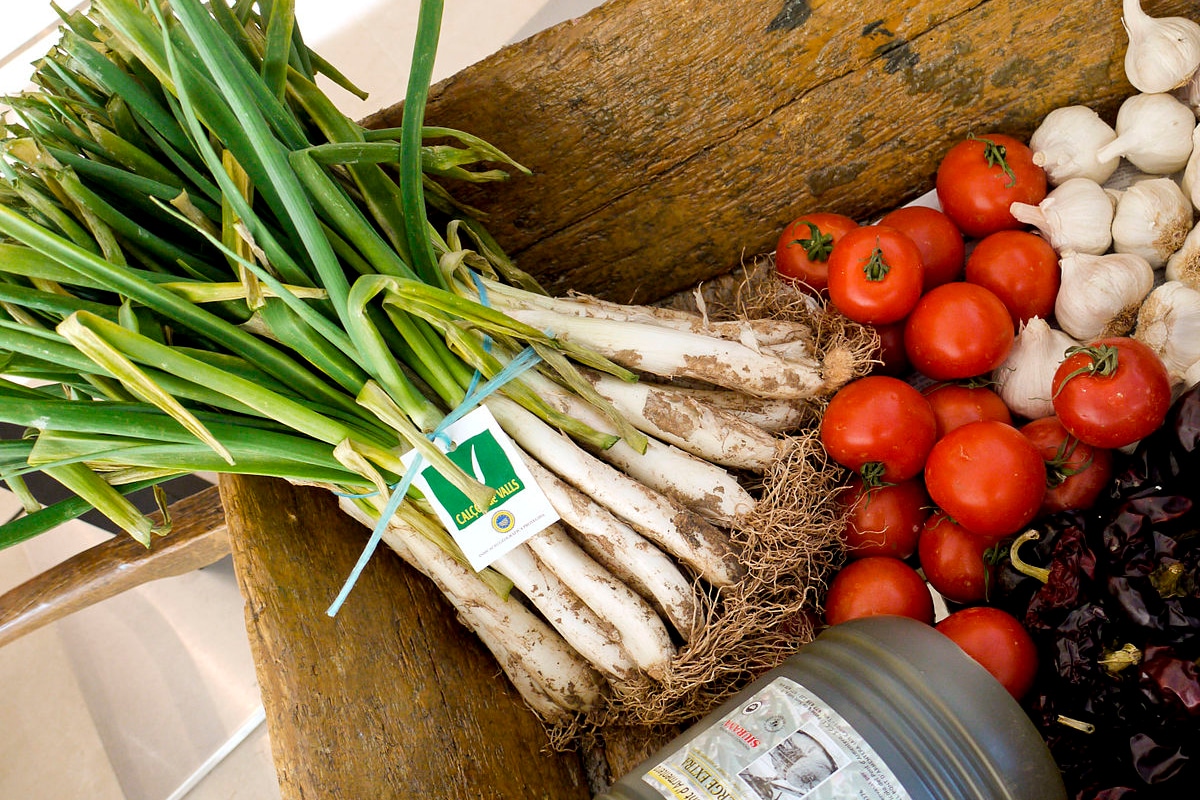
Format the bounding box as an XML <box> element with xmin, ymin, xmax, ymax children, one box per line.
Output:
<box><xmin>1055</xmin><ymin>250</ymin><xmax>1155</xmax><ymax>340</ymax></box>
<box><xmin>1182</xmin><ymin>122</ymin><xmax>1200</xmax><ymax>211</ymax></box>
<box><xmin>991</xmin><ymin>317</ymin><xmax>1080</xmax><ymax>420</ymax></box>
<box><xmin>1122</xmin><ymin>0</ymin><xmax>1200</xmax><ymax>93</ymax></box>
<box><xmin>1175</xmin><ymin>65</ymin><xmax>1200</xmax><ymax>116</ymax></box>
<box><xmin>1094</xmin><ymin>92</ymin><xmax>1195</xmax><ymax>175</ymax></box>
<box><xmin>1134</xmin><ymin>280</ymin><xmax>1200</xmax><ymax>378</ymax></box>
<box><xmin>1186</xmin><ymin>357</ymin><xmax>1200</xmax><ymax>390</ymax></box>
<box><xmin>1009</xmin><ymin>178</ymin><xmax>1114</xmax><ymax>255</ymax></box>
<box><xmin>1030</xmin><ymin>106</ymin><xmax>1121</xmax><ymax>185</ymax></box>
<box><xmin>1110</xmin><ymin>177</ymin><xmax>1194</xmax><ymax>268</ymax></box>
<box><xmin>1165</xmin><ymin>219</ymin><xmax>1200</xmax><ymax>289</ymax></box>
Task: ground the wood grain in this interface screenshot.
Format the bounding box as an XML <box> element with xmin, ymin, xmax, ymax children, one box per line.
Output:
<box><xmin>0</xmin><ymin>485</ymin><xmax>229</xmax><ymax>648</ymax></box>
<box><xmin>366</xmin><ymin>0</ymin><xmax>1193</xmax><ymax>304</ymax></box>
<box><xmin>218</xmin><ymin>474</ymin><xmax>592</xmax><ymax>800</ymax></box>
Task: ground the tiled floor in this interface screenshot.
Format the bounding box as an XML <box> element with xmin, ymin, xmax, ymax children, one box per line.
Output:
<box><xmin>0</xmin><ymin>1</ymin><xmax>604</xmax><ymax>798</ymax></box>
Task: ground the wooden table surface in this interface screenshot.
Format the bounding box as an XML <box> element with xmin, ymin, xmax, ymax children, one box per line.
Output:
<box><xmin>223</xmin><ymin>0</ymin><xmax>1190</xmax><ymax>796</ymax></box>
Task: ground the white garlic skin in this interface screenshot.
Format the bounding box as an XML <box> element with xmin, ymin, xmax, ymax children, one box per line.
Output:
<box><xmin>1122</xmin><ymin>0</ymin><xmax>1200</xmax><ymax>93</ymax></box>
<box><xmin>1055</xmin><ymin>250</ymin><xmax>1155</xmax><ymax>341</ymax></box>
<box><xmin>1094</xmin><ymin>92</ymin><xmax>1196</xmax><ymax>175</ymax></box>
<box><xmin>1166</xmin><ymin>219</ymin><xmax>1200</xmax><ymax>290</ymax></box>
<box><xmin>1110</xmin><ymin>177</ymin><xmax>1195</xmax><ymax>268</ymax></box>
<box><xmin>1134</xmin><ymin>280</ymin><xmax>1200</xmax><ymax>378</ymax></box>
<box><xmin>1030</xmin><ymin>106</ymin><xmax>1121</xmax><ymax>186</ymax></box>
<box><xmin>1009</xmin><ymin>178</ymin><xmax>1114</xmax><ymax>255</ymax></box>
<box><xmin>992</xmin><ymin>317</ymin><xmax>1080</xmax><ymax>420</ymax></box>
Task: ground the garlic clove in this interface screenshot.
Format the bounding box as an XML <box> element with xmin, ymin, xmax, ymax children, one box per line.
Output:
<box><xmin>1110</xmin><ymin>177</ymin><xmax>1194</xmax><ymax>268</ymax></box>
<box><xmin>1055</xmin><ymin>250</ymin><xmax>1155</xmax><ymax>341</ymax></box>
<box><xmin>1134</xmin><ymin>280</ymin><xmax>1200</xmax><ymax>379</ymax></box>
<box><xmin>992</xmin><ymin>317</ymin><xmax>1080</xmax><ymax>420</ymax></box>
<box><xmin>1122</xmin><ymin>0</ymin><xmax>1200</xmax><ymax>94</ymax></box>
<box><xmin>1030</xmin><ymin>106</ymin><xmax>1121</xmax><ymax>186</ymax></box>
<box><xmin>1009</xmin><ymin>177</ymin><xmax>1114</xmax><ymax>255</ymax></box>
<box><xmin>1165</xmin><ymin>218</ymin><xmax>1200</xmax><ymax>290</ymax></box>
<box><xmin>1094</xmin><ymin>92</ymin><xmax>1195</xmax><ymax>175</ymax></box>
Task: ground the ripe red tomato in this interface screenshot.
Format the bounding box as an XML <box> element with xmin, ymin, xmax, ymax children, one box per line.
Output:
<box><xmin>827</xmin><ymin>224</ymin><xmax>925</xmax><ymax>325</ymax></box>
<box><xmin>774</xmin><ymin>212</ymin><xmax>860</xmax><ymax>292</ymax></box>
<box><xmin>965</xmin><ymin>230</ymin><xmax>1061</xmax><ymax>326</ymax></box>
<box><xmin>922</xmin><ymin>383</ymin><xmax>1013</xmax><ymax>440</ymax></box>
<box><xmin>869</xmin><ymin>321</ymin><xmax>909</xmax><ymax>377</ymax></box>
<box><xmin>841</xmin><ymin>476</ymin><xmax>931</xmax><ymax>560</ymax></box>
<box><xmin>923</xmin><ymin>420</ymin><xmax>1047</xmax><ymax>540</ymax></box>
<box><xmin>935</xmin><ymin>133</ymin><xmax>1048</xmax><ymax>239</ymax></box>
<box><xmin>1020</xmin><ymin>416</ymin><xmax>1114</xmax><ymax>516</ymax></box>
<box><xmin>819</xmin><ymin>376</ymin><xmax>938</xmax><ymax>483</ymax></box>
<box><xmin>936</xmin><ymin>606</ymin><xmax>1038</xmax><ymax>699</ymax></box>
<box><xmin>878</xmin><ymin>205</ymin><xmax>965</xmax><ymax>290</ymax></box>
<box><xmin>917</xmin><ymin>514</ymin><xmax>997</xmax><ymax>605</ymax></box>
<box><xmin>904</xmin><ymin>282</ymin><xmax>1015</xmax><ymax>381</ymax></box>
<box><xmin>824</xmin><ymin>556</ymin><xmax>934</xmax><ymax>626</ymax></box>
<box><xmin>1051</xmin><ymin>337</ymin><xmax>1172</xmax><ymax>449</ymax></box>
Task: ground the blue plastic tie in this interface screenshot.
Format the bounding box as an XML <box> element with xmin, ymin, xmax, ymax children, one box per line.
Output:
<box><xmin>326</xmin><ymin>344</ymin><xmax>543</xmax><ymax>617</ymax></box>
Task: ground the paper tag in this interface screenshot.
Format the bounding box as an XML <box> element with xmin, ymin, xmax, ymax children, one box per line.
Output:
<box><xmin>404</xmin><ymin>406</ymin><xmax>559</xmax><ymax>571</ymax></box>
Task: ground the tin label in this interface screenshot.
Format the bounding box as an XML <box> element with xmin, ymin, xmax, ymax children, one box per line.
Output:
<box><xmin>641</xmin><ymin>677</ymin><xmax>911</xmax><ymax>800</ymax></box>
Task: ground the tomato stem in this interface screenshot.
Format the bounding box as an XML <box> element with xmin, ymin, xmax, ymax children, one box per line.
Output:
<box><xmin>1009</xmin><ymin>530</ymin><xmax>1050</xmax><ymax>583</ymax></box>
<box><xmin>858</xmin><ymin>461</ymin><xmax>889</xmax><ymax>488</ymax></box>
<box><xmin>1045</xmin><ymin>436</ymin><xmax>1092</xmax><ymax>489</ymax></box>
<box><xmin>969</xmin><ymin>132</ymin><xmax>1017</xmax><ymax>188</ymax></box>
<box><xmin>860</xmin><ymin>242</ymin><xmax>890</xmax><ymax>282</ymax></box>
<box><xmin>1052</xmin><ymin>344</ymin><xmax>1120</xmax><ymax>399</ymax></box>
<box><xmin>792</xmin><ymin>221</ymin><xmax>836</xmax><ymax>262</ymax></box>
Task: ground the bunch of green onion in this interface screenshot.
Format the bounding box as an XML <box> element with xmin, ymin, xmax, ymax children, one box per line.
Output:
<box><xmin>0</xmin><ymin>0</ymin><xmax>850</xmax><ymax>722</ymax></box>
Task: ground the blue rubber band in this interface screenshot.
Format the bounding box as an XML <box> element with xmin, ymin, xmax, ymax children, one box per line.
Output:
<box><xmin>326</xmin><ymin>343</ymin><xmax>543</xmax><ymax>617</ymax></box>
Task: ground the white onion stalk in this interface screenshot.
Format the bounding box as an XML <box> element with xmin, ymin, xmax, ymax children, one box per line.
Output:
<box><xmin>341</xmin><ymin>499</ymin><xmax>607</xmax><ymax>716</ymax></box>
<box><xmin>525</xmin><ymin>371</ymin><xmax>755</xmax><ymax>523</ymax></box>
<box><xmin>525</xmin><ymin>524</ymin><xmax>676</xmax><ymax>680</ymax></box>
<box><xmin>487</xmin><ymin>395</ymin><xmax>743</xmax><ymax>586</ymax></box>
<box><xmin>523</xmin><ymin>458</ymin><xmax>700</xmax><ymax>639</ymax></box>
<box><xmin>583</xmin><ymin>370</ymin><xmax>781</xmax><ymax>471</ymax></box>
<box><xmin>494</xmin><ymin>280</ymin><xmax>814</xmax><ymax>347</ymax></box>
<box><xmin>667</xmin><ymin>385</ymin><xmax>815</xmax><ymax>433</ymax></box>
<box><xmin>485</xmin><ymin>296</ymin><xmax>826</xmax><ymax>400</ymax></box>
<box><xmin>491</xmin><ymin>544</ymin><xmax>640</xmax><ymax>684</ymax></box>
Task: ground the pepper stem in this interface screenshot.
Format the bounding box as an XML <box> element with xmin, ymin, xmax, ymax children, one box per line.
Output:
<box><xmin>1009</xmin><ymin>529</ymin><xmax>1050</xmax><ymax>583</ymax></box>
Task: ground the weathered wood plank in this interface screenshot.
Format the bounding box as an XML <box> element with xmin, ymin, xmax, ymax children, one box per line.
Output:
<box><xmin>366</xmin><ymin>0</ymin><xmax>1191</xmax><ymax>303</ymax></box>
<box><xmin>219</xmin><ymin>474</ymin><xmax>592</xmax><ymax>799</ymax></box>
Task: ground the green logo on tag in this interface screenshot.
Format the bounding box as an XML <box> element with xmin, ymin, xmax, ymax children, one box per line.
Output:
<box><xmin>420</xmin><ymin>430</ymin><xmax>524</xmax><ymax>531</ymax></box>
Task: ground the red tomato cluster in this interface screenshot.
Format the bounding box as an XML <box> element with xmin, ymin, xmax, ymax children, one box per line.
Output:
<box><xmin>781</xmin><ymin>131</ymin><xmax>1175</xmax><ymax>700</ymax></box>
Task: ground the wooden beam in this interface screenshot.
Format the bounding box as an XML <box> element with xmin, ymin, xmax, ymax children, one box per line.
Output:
<box><xmin>218</xmin><ymin>474</ymin><xmax>594</xmax><ymax>799</ymax></box>
<box><xmin>366</xmin><ymin>0</ymin><xmax>1190</xmax><ymax>303</ymax></box>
